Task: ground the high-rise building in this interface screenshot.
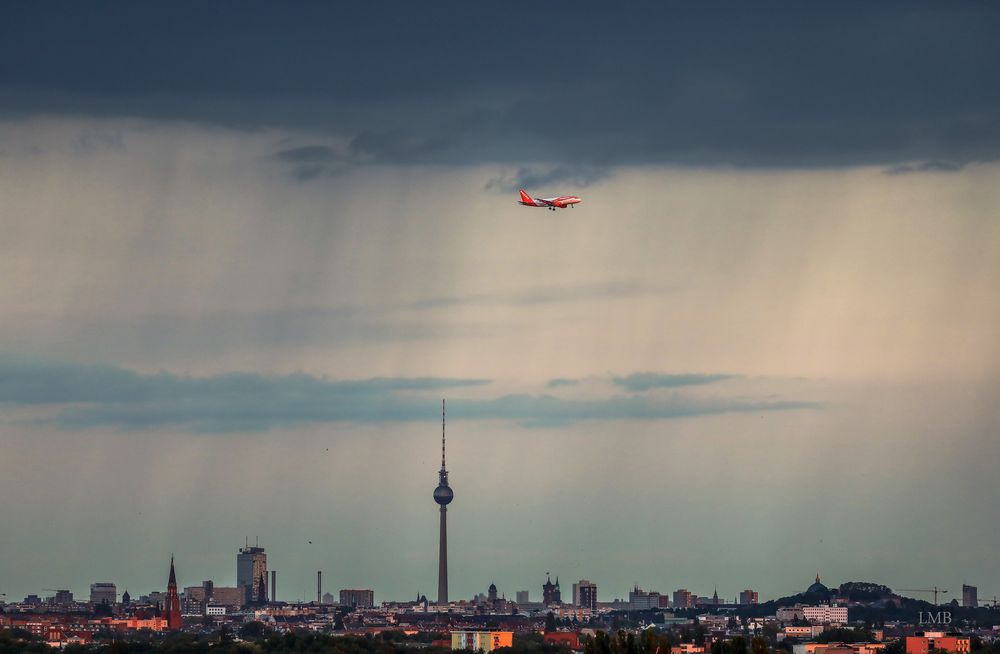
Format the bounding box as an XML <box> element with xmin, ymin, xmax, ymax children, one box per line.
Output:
<box><xmin>339</xmin><ymin>589</ymin><xmax>375</xmax><ymax>608</ymax></box>
<box><xmin>516</xmin><ymin>591</ymin><xmax>529</xmax><ymax>604</ymax></box>
<box><xmin>542</xmin><ymin>575</ymin><xmax>562</xmax><ymax>605</ymax></box>
<box><xmin>237</xmin><ymin>543</ymin><xmax>268</xmax><ymax>604</ymax></box>
<box><xmin>433</xmin><ymin>400</ymin><xmax>454</xmax><ymax>605</ymax></box>
<box><xmin>52</xmin><ymin>590</ymin><xmax>74</xmax><ymax>606</ymax></box>
<box><xmin>165</xmin><ymin>556</ymin><xmax>182</xmax><ymax>630</ymax></box>
<box><xmin>962</xmin><ymin>585</ymin><xmax>978</xmax><ymax>608</ymax></box>
<box><xmin>740</xmin><ymin>589</ymin><xmax>759</xmax><ymax>605</ymax></box>
<box><xmin>629</xmin><ymin>586</ymin><xmax>662</xmax><ymax>610</ymax></box>
<box><xmin>573</xmin><ymin>579</ymin><xmax>597</xmax><ymax>608</ymax></box>
<box><xmin>673</xmin><ymin>589</ymin><xmax>694</xmax><ymax>609</ymax></box>
<box><xmin>90</xmin><ymin>583</ymin><xmax>116</xmax><ymax>605</ymax></box>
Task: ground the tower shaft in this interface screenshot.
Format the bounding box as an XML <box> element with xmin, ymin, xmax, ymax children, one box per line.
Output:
<box><xmin>438</xmin><ymin>505</ymin><xmax>448</xmax><ymax>604</ymax></box>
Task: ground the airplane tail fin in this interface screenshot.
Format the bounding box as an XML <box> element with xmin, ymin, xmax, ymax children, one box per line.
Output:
<box><xmin>519</xmin><ymin>189</ymin><xmax>533</xmax><ymax>204</ymax></box>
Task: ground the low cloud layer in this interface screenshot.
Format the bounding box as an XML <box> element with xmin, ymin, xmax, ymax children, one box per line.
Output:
<box><xmin>613</xmin><ymin>373</ymin><xmax>737</xmax><ymax>392</ymax></box>
<box><xmin>407</xmin><ymin>281</ymin><xmax>671</xmax><ymax>311</ymax></box>
<box><xmin>0</xmin><ymin>359</ymin><xmax>815</xmax><ymax>432</ymax></box>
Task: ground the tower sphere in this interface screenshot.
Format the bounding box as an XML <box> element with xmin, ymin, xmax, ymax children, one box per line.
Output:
<box><xmin>434</xmin><ymin>483</ymin><xmax>454</xmax><ymax>505</ymax></box>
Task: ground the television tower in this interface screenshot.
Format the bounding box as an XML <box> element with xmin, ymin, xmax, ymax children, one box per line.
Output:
<box><xmin>433</xmin><ymin>399</ymin><xmax>454</xmax><ymax>605</ymax></box>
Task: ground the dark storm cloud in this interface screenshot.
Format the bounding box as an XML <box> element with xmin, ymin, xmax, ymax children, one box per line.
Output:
<box><xmin>613</xmin><ymin>373</ymin><xmax>736</xmax><ymax>392</ymax></box>
<box><xmin>272</xmin><ymin>144</ymin><xmax>348</xmax><ymax>181</ymax></box>
<box><xmin>2</xmin><ymin>3</ymin><xmax>998</xmax><ymax>169</ymax></box>
<box><xmin>485</xmin><ymin>166</ymin><xmax>612</xmax><ymax>193</ymax></box>
<box><xmin>0</xmin><ymin>358</ymin><xmax>815</xmax><ymax>432</ymax></box>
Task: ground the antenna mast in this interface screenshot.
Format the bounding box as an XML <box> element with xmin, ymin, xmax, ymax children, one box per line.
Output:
<box><xmin>441</xmin><ymin>399</ymin><xmax>446</xmax><ymax>469</ymax></box>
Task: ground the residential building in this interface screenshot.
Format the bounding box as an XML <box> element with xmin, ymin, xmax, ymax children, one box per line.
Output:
<box><xmin>451</xmin><ymin>630</ymin><xmax>514</xmax><ymax>652</ymax></box>
<box><xmin>783</xmin><ymin>626</ymin><xmax>825</xmax><ymax>640</ymax></box>
<box><xmin>740</xmin><ymin>589</ymin><xmax>759</xmax><ymax>606</ymax></box>
<box><xmin>906</xmin><ymin>635</ymin><xmax>970</xmax><ymax>654</ymax></box>
<box><xmin>777</xmin><ymin>606</ymin><xmax>806</xmax><ymax>623</ymax></box>
<box><xmin>574</xmin><ymin>580</ymin><xmax>597</xmax><ymax>610</ymax></box>
<box><xmin>802</xmin><ymin>605</ymin><xmax>848</xmax><ymax>624</ymax></box>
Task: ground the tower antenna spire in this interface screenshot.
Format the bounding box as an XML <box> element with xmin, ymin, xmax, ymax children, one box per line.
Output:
<box><xmin>433</xmin><ymin>398</ymin><xmax>454</xmax><ymax>605</ymax></box>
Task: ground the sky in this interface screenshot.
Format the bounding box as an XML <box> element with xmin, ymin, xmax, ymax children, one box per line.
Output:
<box><xmin>1</xmin><ymin>2</ymin><xmax>999</xmax><ymax>606</ymax></box>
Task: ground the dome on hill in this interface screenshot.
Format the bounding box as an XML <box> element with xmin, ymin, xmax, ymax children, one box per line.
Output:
<box><xmin>807</xmin><ymin>573</ymin><xmax>830</xmax><ymax>594</ymax></box>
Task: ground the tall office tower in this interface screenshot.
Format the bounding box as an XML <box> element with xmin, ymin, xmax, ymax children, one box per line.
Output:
<box><xmin>516</xmin><ymin>591</ymin><xmax>529</xmax><ymax>604</ymax></box>
<box><xmin>165</xmin><ymin>556</ymin><xmax>182</xmax><ymax>630</ymax></box>
<box><xmin>237</xmin><ymin>542</ymin><xmax>268</xmax><ymax>604</ymax></box>
<box><xmin>963</xmin><ymin>584</ymin><xmax>978</xmax><ymax>608</ymax></box>
<box><xmin>90</xmin><ymin>583</ymin><xmax>117</xmax><ymax>605</ymax></box>
<box><xmin>433</xmin><ymin>399</ymin><xmax>454</xmax><ymax>605</ymax></box>
<box><xmin>740</xmin><ymin>589</ymin><xmax>759</xmax><ymax>605</ymax></box>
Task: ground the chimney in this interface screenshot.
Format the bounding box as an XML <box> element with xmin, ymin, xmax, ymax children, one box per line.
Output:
<box><xmin>317</xmin><ymin>570</ymin><xmax>322</xmax><ymax>604</ymax></box>
<box><xmin>271</xmin><ymin>570</ymin><xmax>276</xmax><ymax>602</ymax></box>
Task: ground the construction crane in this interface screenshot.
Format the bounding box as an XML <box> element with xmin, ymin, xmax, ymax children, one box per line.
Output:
<box><xmin>897</xmin><ymin>587</ymin><xmax>949</xmax><ymax>605</ymax></box>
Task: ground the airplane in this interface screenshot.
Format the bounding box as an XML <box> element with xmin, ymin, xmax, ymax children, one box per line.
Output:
<box><xmin>518</xmin><ymin>189</ymin><xmax>581</xmax><ymax>210</ymax></box>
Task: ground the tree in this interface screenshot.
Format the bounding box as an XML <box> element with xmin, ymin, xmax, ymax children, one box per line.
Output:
<box><xmin>546</xmin><ymin>611</ymin><xmax>557</xmax><ymax>633</ymax></box>
<box><xmin>239</xmin><ymin>620</ymin><xmax>269</xmax><ymax>640</ymax></box>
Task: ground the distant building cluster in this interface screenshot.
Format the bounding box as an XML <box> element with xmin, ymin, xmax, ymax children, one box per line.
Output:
<box><xmin>1</xmin><ymin>402</ymin><xmax>993</xmax><ymax>654</ymax></box>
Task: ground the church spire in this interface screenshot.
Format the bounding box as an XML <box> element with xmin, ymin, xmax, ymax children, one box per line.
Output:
<box><xmin>165</xmin><ymin>555</ymin><xmax>182</xmax><ymax>630</ymax></box>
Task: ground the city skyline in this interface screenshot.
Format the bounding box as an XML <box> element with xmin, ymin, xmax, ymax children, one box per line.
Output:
<box><xmin>1</xmin><ymin>2</ymin><xmax>999</xmax><ymax>610</ymax></box>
